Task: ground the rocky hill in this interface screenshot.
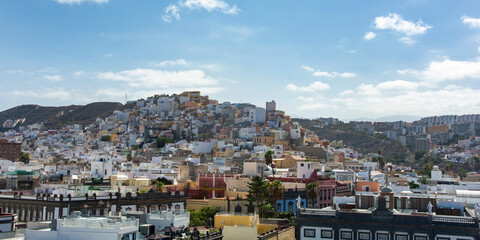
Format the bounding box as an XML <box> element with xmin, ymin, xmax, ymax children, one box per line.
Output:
<box><xmin>0</xmin><ymin>102</ymin><xmax>123</xmax><ymax>130</ymax></box>
<box><xmin>293</xmin><ymin>118</ymin><xmax>411</xmax><ymax>162</ymax></box>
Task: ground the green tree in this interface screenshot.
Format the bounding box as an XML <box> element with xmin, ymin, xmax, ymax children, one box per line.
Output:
<box><xmin>100</xmin><ymin>135</ymin><xmax>111</xmax><ymax>142</ymax></box>
<box><xmin>187</xmin><ymin>207</ymin><xmax>220</xmax><ymax>227</ymax></box>
<box><xmin>126</xmin><ymin>152</ymin><xmax>132</xmax><ymax>161</ymax></box>
<box><xmin>409</xmin><ymin>181</ymin><xmax>419</xmax><ymax>189</ymax></box>
<box><xmin>306</xmin><ymin>182</ymin><xmax>318</xmax><ymax>207</ymax></box>
<box><xmin>418</xmin><ymin>176</ymin><xmax>429</xmax><ymax>185</ymax></box>
<box><xmin>246</xmin><ymin>176</ymin><xmax>269</xmax><ymax>214</ymax></box>
<box><xmin>152</xmin><ymin>180</ymin><xmax>165</xmax><ymax>191</ymax></box>
<box><xmin>415</xmin><ymin>151</ymin><xmax>426</xmax><ymax>161</ymax></box>
<box><xmin>156</xmin><ymin>137</ymin><xmax>174</xmax><ymax>148</ymax></box>
<box><xmin>259</xmin><ymin>203</ymin><xmax>275</xmax><ymax>218</ymax></box>
<box><xmin>456</xmin><ymin>168</ymin><xmax>468</xmax><ymax>179</ymax></box>
<box><xmin>188</xmin><ymin>209</ymin><xmax>206</xmax><ymax>226</ymax></box>
<box><xmin>20</xmin><ymin>152</ymin><xmax>30</xmax><ymax>164</ymax></box>
<box><xmin>268</xmin><ymin>180</ymin><xmax>284</xmax><ymax>214</ymax></box>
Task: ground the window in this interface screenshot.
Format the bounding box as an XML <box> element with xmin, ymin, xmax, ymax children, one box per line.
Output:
<box><xmin>396</xmin><ymin>235</ymin><xmax>408</xmax><ymax>240</ymax></box>
<box><xmin>359</xmin><ymin>232</ymin><xmax>370</xmax><ymax>240</ymax></box>
<box><xmin>341</xmin><ymin>231</ymin><xmax>352</xmax><ymax>240</ymax></box>
<box><xmin>377</xmin><ymin>233</ymin><xmax>389</xmax><ymax>240</ymax></box>
<box><xmin>436</xmin><ymin>238</ymin><xmax>449</xmax><ymax>240</ymax></box>
<box><xmin>414</xmin><ymin>236</ymin><xmax>427</xmax><ymax>240</ymax></box>
<box><xmin>321</xmin><ymin>230</ymin><xmax>333</xmax><ymax>239</ymax></box>
<box><xmin>304</xmin><ymin>229</ymin><xmax>315</xmax><ymax>237</ymax></box>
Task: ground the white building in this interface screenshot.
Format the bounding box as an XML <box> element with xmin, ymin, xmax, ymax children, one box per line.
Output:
<box><xmin>90</xmin><ymin>158</ymin><xmax>113</xmax><ymax>178</ymax></box>
<box><xmin>146</xmin><ymin>210</ymin><xmax>189</xmax><ymax>232</ymax></box>
<box><xmin>249</xmin><ymin>107</ymin><xmax>266</xmax><ymax>124</ymax></box>
<box><xmin>25</xmin><ymin>214</ymin><xmax>139</xmax><ymax>240</ymax></box>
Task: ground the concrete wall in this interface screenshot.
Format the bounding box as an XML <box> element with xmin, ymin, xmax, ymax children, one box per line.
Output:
<box><xmin>222</xmin><ymin>225</ymin><xmax>257</xmax><ymax>240</ymax></box>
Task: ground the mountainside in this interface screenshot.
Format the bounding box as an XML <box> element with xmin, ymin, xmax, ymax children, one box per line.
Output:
<box><xmin>293</xmin><ymin>118</ymin><xmax>411</xmax><ymax>162</ymax></box>
<box><xmin>0</xmin><ymin>102</ymin><xmax>123</xmax><ymax>129</ymax></box>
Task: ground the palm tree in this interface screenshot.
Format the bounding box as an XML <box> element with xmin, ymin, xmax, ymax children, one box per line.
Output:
<box><xmin>265</xmin><ymin>150</ymin><xmax>274</xmax><ymax>166</ymax></box>
<box><xmin>152</xmin><ymin>180</ymin><xmax>165</xmax><ymax>192</ymax></box>
<box><xmin>306</xmin><ymin>182</ymin><xmax>318</xmax><ymax>208</ymax></box>
<box><xmin>268</xmin><ymin>180</ymin><xmax>285</xmax><ymax>214</ymax></box>
<box><xmin>418</xmin><ymin>176</ymin><xmax>429</xmax><ymax>185</ymax></box>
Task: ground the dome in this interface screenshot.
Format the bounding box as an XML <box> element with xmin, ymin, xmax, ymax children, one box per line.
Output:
<box><xmin>381</xmin><ymin>186</ymin><xmax>394</xmax><ymax>193</ymax></box>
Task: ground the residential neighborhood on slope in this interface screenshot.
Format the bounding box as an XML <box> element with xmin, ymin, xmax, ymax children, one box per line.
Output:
<box><xmin>0</xmin><ymin>91</ymin><xmax>479</xmax><ymax>240</ymax></box>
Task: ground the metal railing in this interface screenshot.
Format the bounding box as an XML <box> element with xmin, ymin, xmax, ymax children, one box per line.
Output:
<box><xmin>432</xmin><ymin>215</ymin><xmax>476</xmax><ymax>224</ymax></box>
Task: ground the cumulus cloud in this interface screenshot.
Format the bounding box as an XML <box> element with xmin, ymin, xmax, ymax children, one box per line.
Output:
<box><xmin>53</xmin><ymin>0</ymin><xmax>108</xmax><ymax>4</ymax></box>
<box><xmin>364</xmin><ymin>32</ymin><xmax>376</xmax><ymax>40</ymax></box>
<box><xmin>400</xmin><ymin>58</ymin><xmax>480</xmax><ymax>82</ymax></box>
<box><xmin>154</xmin><ymin>59</ymin><xmax>188</xmax><ymax>67</ymax></box>
<box><xmin>462</xmin><ymin>15</ymin><xmax>480</xmax><ymax>28</ymax></box>
<box><xmin>331</xmin><ymin>84</ymin><xmax>480</xmax><ymax>118</ymax></box>
<box><xmin>374</xmin><ymin>13</ymin><xmax>432</xmax><ymax>35</ymax></box>
<box><xmin>43</xmin><ymin>75</ymin><xmax>63</xmax><ymax>82</ymax></box>
<box><xmin>286</xmin><ymin>81</ymin><xmax>330</xmax><ymax>92</ymax></box>
<box><xmin>163</xmin><ymin>0</ymin><xmax>239</xmax><ymax>23</ymax></box>
<box><xmin>97</xmin><ymin>68</ymin><xmax>218</xmax><ymax>88</ymax></box>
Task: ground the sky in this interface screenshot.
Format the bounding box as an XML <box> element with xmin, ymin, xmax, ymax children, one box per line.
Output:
<box><xmin>1</xmin><ymin>0</ymin><xmax>480</xmax><ymax>121</ymax></box>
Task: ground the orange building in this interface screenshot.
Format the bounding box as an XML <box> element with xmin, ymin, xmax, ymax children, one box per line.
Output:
<box><xmin>355</xmin><ymin>181</ymin><xmax>380</xmax><ymax>192</ymax></box>
<box><xmin>427</xmin><ymin>124</ymin><xmax>450</xmax><ymax>134</ymax></box>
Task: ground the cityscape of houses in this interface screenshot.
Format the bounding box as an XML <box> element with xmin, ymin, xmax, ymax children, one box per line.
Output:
<box><xmin>0</xmin><ymin>91</ymin><xmax>479</xmax><ymax>240</ymax></box>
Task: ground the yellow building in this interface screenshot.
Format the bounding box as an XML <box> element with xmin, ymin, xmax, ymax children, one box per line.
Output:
<box><xmin>214</xmin><ymin>213</ymin><xmax>278</xmax><ymax>239</ymax></box>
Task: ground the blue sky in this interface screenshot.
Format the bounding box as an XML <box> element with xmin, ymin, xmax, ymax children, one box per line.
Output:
<box><xmin>1</xmin><ymin>0</ymin><xmax>480</xmax><ymax>120</ymax></box>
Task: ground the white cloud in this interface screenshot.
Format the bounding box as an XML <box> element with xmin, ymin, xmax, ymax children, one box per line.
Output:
<box><xmin>375</xmin><ymin>80</ymin><xmax>419</xmax><ymax>91</ymax></box>
<box><xmin>97</xmin><ymin>68</ymin><xmax>218</xmax><ymax>88</ymax></box>
<box><xmin>295</xmin><ymin>96</ymin><xmax>315</xmax><ymax>103</ymax></box>
<box><xmin>398</xmin><ymin>58</ymin><xmax>480</xmax><ymax>83</ymax></box>
<box><xmin>104</xmin><ymin>53</ymin><xmax>113</xmax><ymax>57</ymax></box>
<box><xmin>478</xmin><ymin>46</ymin><xmax>480</xmax><ymax>53</ymax></box>
<box><xmin>420</xmin><ymin>58</ymin><xmax>480</xmax><ymax>82</ymax></box>
<box><xmin>374</xmin><ymin>13</ymin><xmax>432</xmax><ymax>36</ymax></box>
<box><xmin>399</xmin><ymin>37</ymin><xmax>417</xmax><ymax>45</ymax></box>
<box><xmin>5</xmin><ymin>69</ymin><xmax>26</xmax><ymax>75</ymax></box>
<box><xmin>301</xmin><ymin>66</ymin><xmax>314</xmax><ymax>72</ymax></box>
<box><xmin>286</xmin><ymin>81</ymin><xmax>330</xmax><ymax>92</ymax></box>
<box><xmin>163</xmin><ymin>0</ymin><xmax>239</xmax><ymax>23</ymax></box>
<box><xmin>154</xmin><ymin>59</ymin><xmax>188</xmax><ymax>67</ymax></box>
<box><xmin>73</xmin><ymin>71</ymin><xmax>85</xmax><ymax>77</ymax></box>
<box><xmin>331</xmin><ymin>84</ymin><xmax>480</xmax><ymax>118</ymax></box>
<box><xmin>43</xmin><ymin>75</ymin><xmax>63</xmax><ymax>82</ymax></box>
<box><xmin>39</xmin><ymin>67</ymin><xmax>61</xmax><ymax>74</ymax></box>
<box><xmin>364</xmin><ymin>31</ymin><xmax>376</xmax><ymax>40</ymax></box>
<box><xmin>163</xmin><ymin>4</ymin><xmax>180</xmax><ymax>23</ymax></box>
<box><xmin>11</xmin><ymin>88</ymin><xmax>83</xmax><ymax>102</ymax></box>
<box><xmin>183</xmin><ymin>0</ymin><xmax>239</xmax><ymax>14</ymax></box>
<box><xmin>313</xmin><ymin>71</ymin><xmax>356</xmax><ymax>78</ymax></box>
<box><xmin>462</xmin><ymin>15</ymin><xmax>480</xmax><ymax>28</ymax></box>
<box><xmin>54</xmin><ymin>0</ymin><xmax>108</xmax><ymax>4</ymax></box>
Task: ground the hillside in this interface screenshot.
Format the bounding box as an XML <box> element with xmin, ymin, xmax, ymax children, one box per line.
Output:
<box><xmin>293</xmin><ymin>118</ymin><xmax>411</xmax><ymax>162</ymax></box>
<box><xmin>0</xmin><ymin>102</ymin><xmax>123</xmax><ymax>129</ymax></box>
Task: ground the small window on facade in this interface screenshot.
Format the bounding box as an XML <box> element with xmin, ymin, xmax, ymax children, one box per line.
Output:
<box><xmin>359</xmin><ymin>232</ymin><xmax>370</xmax><ymax>240</ymax></box>
<box><xmin>304</xmin><ymin>229</ymin><xmax>315</xmax><ymax>237</ymax></box>
<box><xmin>376</xmin><ymin>233</ymin><xmax>389</xmax><ymax>240</ymax></box>
<box><xmin>395</xmin><ymin>235</ymin><xmax>408</xmax><ymax>240</ymax></box>
<box><xmin>321</xmin><ymin>230</ymin><xmax>333</xmax><ymax>239</ymax></box>
<box><xmin>341</xmin><ymin>231</ymin><xmax>352</xmax><ymax>240</ymax></box>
